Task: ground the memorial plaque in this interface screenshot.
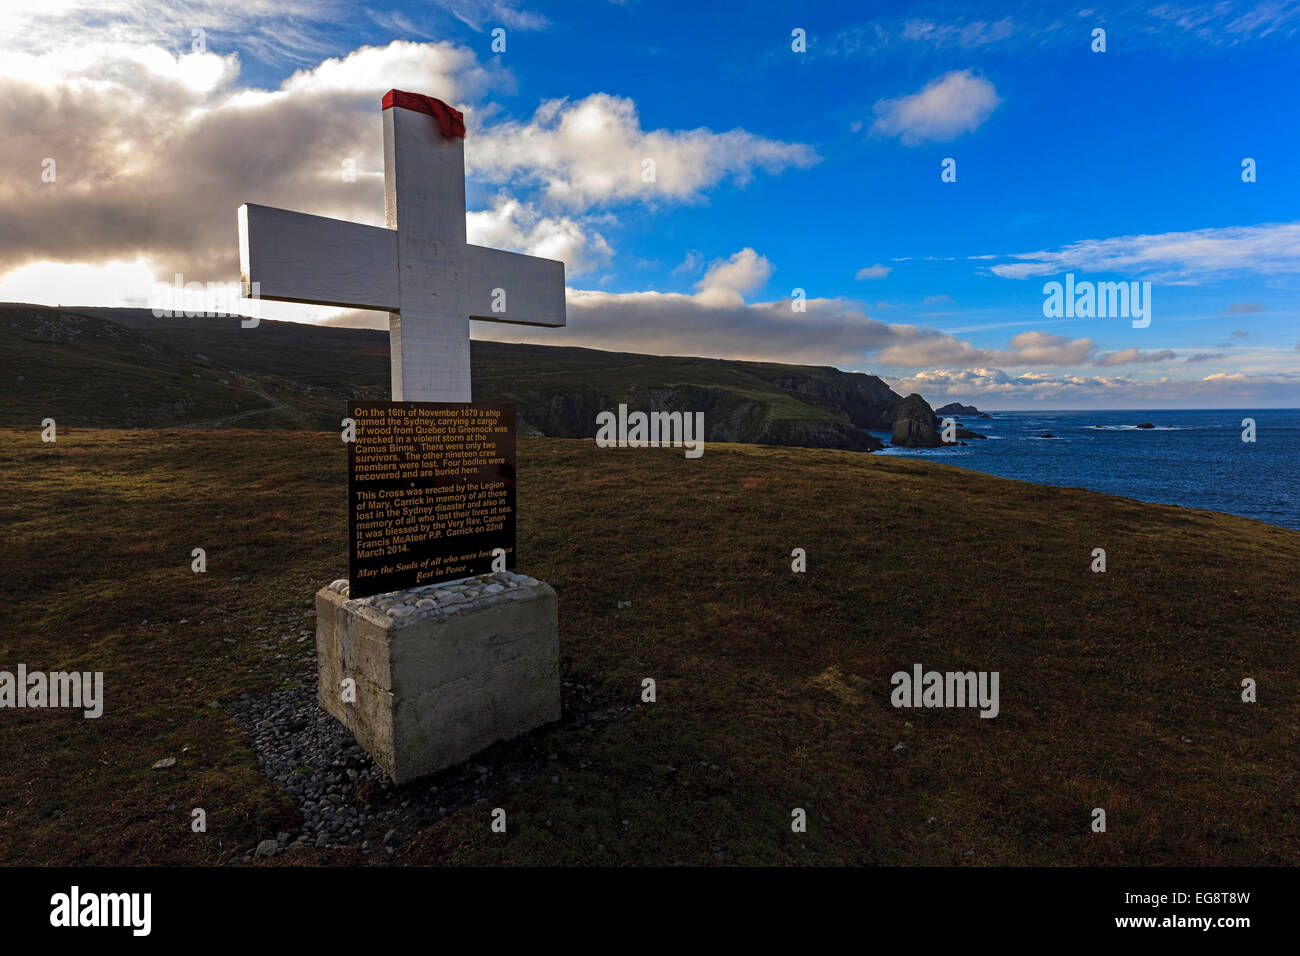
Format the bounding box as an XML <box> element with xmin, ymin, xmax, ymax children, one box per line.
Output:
<box><xmin>348</xmin><ymin>402</ymin><xmax>516</xmax><ymax>598</ymax></box>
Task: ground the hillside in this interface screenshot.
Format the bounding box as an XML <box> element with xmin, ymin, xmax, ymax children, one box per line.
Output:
<box><xmin>0</xmin><ymin>306</ymin><xmax>276</xmax><ymax>428</ymax></box>
<box><xmin>1</xmin><ymin>303</ymin><xmax>908</xmax><ymax>449</ymax></box>
<box><xmin>1</xmin><ymin>427</ymin><xmax>1296</xmax><ymax>865</ymax></box>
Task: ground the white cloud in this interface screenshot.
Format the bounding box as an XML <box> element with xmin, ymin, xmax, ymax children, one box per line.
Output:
<box><xmin>0</xmin><ymin>42</ymin><xmax>241</xmax><ymax>94</ymax></box>
<box><xmin>855</xmin><ymin>263</ymin><xmax>892</xmax><ymax>280</ymax></box>
<box><xmin>429</xmin><ymin>0</ymin><xmax>549</xmax><ymax>31</ymax></box>
<box><xmin>869</xmin><ymin>70</ymin><xmax>1000</xmax><ymax>145</ymax></box>
<box><xmin>0</xmin><ymin>1</ymin><xmax>348</xmax><ymax>65</ymax></box>
<box><xmin>470</xmin><ymin>93</ymin><xmax>819</xmax><ymax>208</ymax></box>
<box><xmin>824</xmin><ymin>5</ymin><xmax>1299</xmax><ymax>63</ymax></box>
<box><xmin>890</xmin><ymin>365</ymin><xmax>1300</xmax><ymax>406</ymax></box>
<box><xmin>280</xmin><ymin>40</ymin><xmax>508</xmax><ymax>102</ymax></box>
<box><xmin>672</xmin><ymin>250</ymin><xmax>704</xmax><ymax>276</ymax></box>
<box><xmin>466</xmin><ymin>194</ymin><xmax>613</xmax><ymax>276</ymax></box>
<box><xmin>824</xmin><ymin>15</ymin><xmax>1027</xmax><ymax>60</ymax></box>
<box><xmin>1095</xmin><ymin>348</ymin><xmax>1177</xmax><ymax>366</ymax></box>
<box><xmin>0</xmin><ymin>258</ymin><xmax>159</xmax><ymax>307</ymax></box>
<box><xmin>693</xmin><ymin>249</ymin><xmax>773</xmax><ymax>308</ymax></box>
<box><xmin>508</xmin><ymin>287</ymin><xmax>892</xmax><ymax>365</ymax></box>
<box><xmin>987</xmin><ymin>222</ymin><xmax>1300</xmax><ymax>283</ymax></box>
<box><xmin>1149</xmin><ymin>1</ymin><xmax>1300</xmax><ymax>43</ymax></box>
<box><xmin>0</xmin><ymin>256</ymin><xmax>352</xmax><ymax>325</ymax></box>
<box><xmin>901</xmin><ymin>18</ymin><xmax>1016</xmax><ymax>47</ymax></box>
<box><xmin>876</xmin><ymin>329</ymin><xmax>1095</xmax><ymax>368</ymax></box>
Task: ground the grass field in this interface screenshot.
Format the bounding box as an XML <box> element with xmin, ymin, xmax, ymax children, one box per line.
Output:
<box><xmin>1</xmin><ymin>427</ymin><xmax>1297</xmax><ymax>865</ymax></box>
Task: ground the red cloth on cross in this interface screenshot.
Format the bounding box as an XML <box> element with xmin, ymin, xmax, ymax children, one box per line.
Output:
<box><xmin>381</xmin><ymin>89</ymin><xmax>466</xmax><ymax>139</ymax></box>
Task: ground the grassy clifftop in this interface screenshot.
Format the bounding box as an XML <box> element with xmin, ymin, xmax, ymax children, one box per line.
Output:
<box><xmin>2</xmin><ymin>427</ymin><xmax>1296</xmax><ymax>865</ymax></box>
<box><xmin>0</xmin><ymin>304</ymin><xmax>901</xmax><ymax>448</ymax></box>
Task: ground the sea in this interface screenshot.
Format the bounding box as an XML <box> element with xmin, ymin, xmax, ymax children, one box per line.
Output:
<box><xmin>869</xmin><ymin>408</ymin><xmax>1300</xmax><ymax>531</ymax></box>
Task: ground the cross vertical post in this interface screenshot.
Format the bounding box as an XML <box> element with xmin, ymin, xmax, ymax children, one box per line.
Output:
<box><xmin>383</xmin><ymin>100</ymin><xmax>471</xmax><ymax>401</ymax></box>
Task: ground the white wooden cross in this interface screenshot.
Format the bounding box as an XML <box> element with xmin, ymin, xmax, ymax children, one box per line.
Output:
<box><xmin>237</xmin><ymin>89</ymin><xmax>566</xmax><ymax>401</ymax></box>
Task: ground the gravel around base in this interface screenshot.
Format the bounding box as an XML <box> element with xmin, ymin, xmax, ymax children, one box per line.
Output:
<box><xmin>232</xmin><ymin>667</ymin><xmax>624</xmax><ymax>864</ymax></box>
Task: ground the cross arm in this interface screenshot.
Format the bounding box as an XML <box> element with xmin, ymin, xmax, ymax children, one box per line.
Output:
<box><xmin>465</xmin><ymin>244</ymin><xmax>566</xmax><ymax>327</ymax></box>
<box><xmin>238</xmin><ymin>203</ymin><xmax>400</xmax><ymax>311</ymax></box>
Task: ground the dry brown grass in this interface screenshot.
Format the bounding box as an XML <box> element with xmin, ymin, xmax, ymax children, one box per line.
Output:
<box><xmin>0</xmin><ymin>428</ymin><xmax>1296</xmax><ymax>865</ymax></box>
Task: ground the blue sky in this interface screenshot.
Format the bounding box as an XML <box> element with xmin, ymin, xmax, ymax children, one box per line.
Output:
<box><xmin>1</xmin><ymin>0</ymin><xmax>1297</xmax><ymax>407</ymax></box>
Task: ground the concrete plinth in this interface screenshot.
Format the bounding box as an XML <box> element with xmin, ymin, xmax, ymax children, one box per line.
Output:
<box><xmin>315</xmin><ymin>571</ymin><xmax>560</xmax><ymax>784</ymax></box>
